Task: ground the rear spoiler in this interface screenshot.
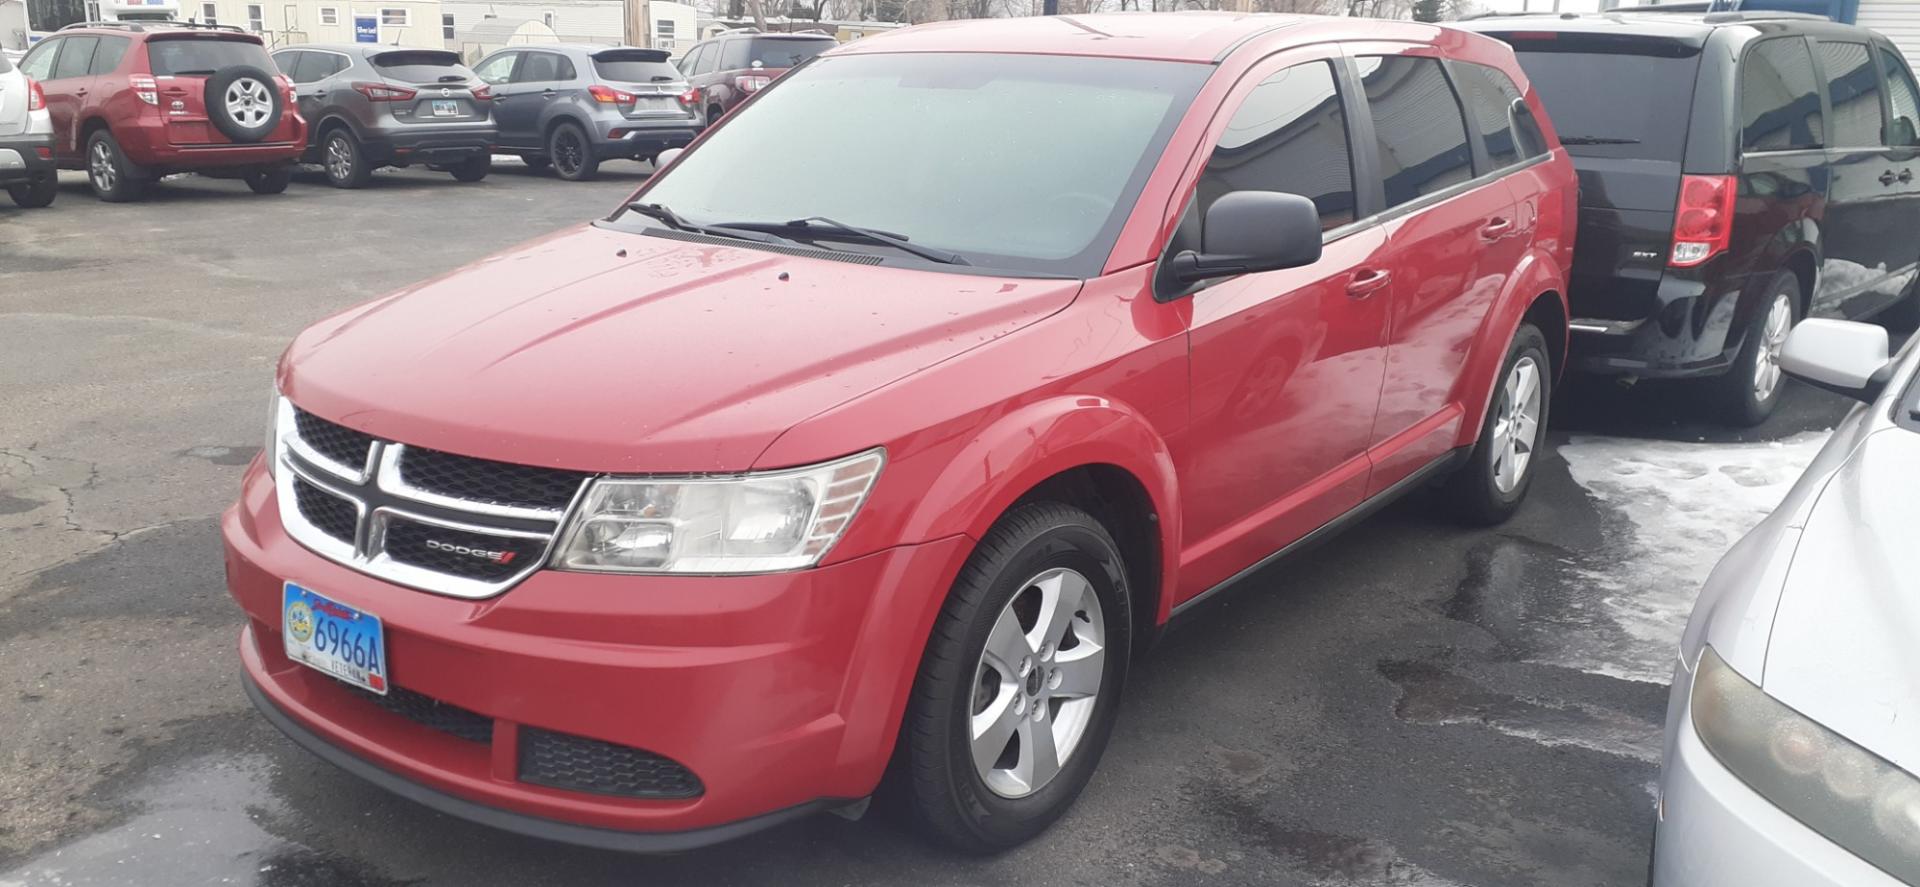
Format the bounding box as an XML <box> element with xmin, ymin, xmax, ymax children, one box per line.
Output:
<box><xmin>592</xmin><ymin>48</ymin><xmax>672</xmax><ymax>63</ymax></box>
<box><xmin>370</xmin><ymin>49</ymin><xmax>464</xmax><ymax>67</ymax></box>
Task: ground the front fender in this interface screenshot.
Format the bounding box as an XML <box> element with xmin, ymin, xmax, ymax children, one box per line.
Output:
<box><xmin>1453</xmin><ymin>246</ymin><xmax>1568</xmax><ymax>447</ymax></box>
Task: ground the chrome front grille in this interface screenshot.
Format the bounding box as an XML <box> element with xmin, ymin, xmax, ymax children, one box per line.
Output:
<box><xmin>273</xmin><ymin>400</ymin><xmax>590</xmax><ymax>599</ymax></box>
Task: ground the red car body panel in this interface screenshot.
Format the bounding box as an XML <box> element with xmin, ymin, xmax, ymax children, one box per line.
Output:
<box><xmin>229</xmin><ymin>12</ymin><xmax>1574</xmax><ymax>847</ymax></box>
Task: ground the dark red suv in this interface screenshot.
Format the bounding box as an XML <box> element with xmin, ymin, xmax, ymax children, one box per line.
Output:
<box><xmin>16</xmin><ymin>21</ymin><xmax>305</xmax><ymax>201</ymax></box>
<box><xmin>229</xmin><ymin>14</ymin><xmax>1575</xmax><ymax>853</ymax></box>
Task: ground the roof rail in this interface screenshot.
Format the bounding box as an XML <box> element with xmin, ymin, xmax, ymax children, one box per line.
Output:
<box><xmin>1699</xmin><ymin>10</ymin><xmax>1827</xmax><ymax>22</ymax></box>
<box><xmin>58</xmin><ymin>20</ymin><xmax>149</xmax><ymax>31</ymax></box>
<box><xmin>58</xmin><ymin>19</ymin><xmax>250</xmax><ymax>33</ymax></box>
<box><xmin>171</xmin><ymin>19</ymin><xmax>249</xmax><ymax>31</ymax></box>
<box><xmin>1459</xmin><ymin>10</ymin><xmax>1577</xmax><ymax>20</ymax></box>
<box><xmin>718</xmin><ymin>26</ymin><xmax>760</xmax><ymax>34</ymax></box>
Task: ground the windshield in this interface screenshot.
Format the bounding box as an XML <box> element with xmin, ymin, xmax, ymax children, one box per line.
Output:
<box><xmin>146</xmin><ymin>37</ymin><xmax>271</xmax><ymax>76</ymax></box>
<box><xmin>1510</xmin><ymin>43</ymin><xmax>1701</xmax><ymax>161</ymax></box>
<box><xmin>372</xmin><ymin>50</ymin><xmax>472</xmax><ymax>83</ymax></box>
<box><xmin>627</xmin><ymin>52</ymin><xmax>1209</xmax><ymax>277</ymax></box>
<box><xmin>720</xmin><ymin>37</ymin><xmax>835</xmax><ymax>71</ymax></box>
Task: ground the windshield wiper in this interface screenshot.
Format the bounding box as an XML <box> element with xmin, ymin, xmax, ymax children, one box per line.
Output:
<box><xmin>625</xmin><ymin>202</ymin><xmax>797</xmax><ymax>245</ymax></box>
<box><xmin>1559</xmin><ymin>135</ymin><xmax>1642</xmax><ymax>146</ymax></box>
<box><xmin>717</xmin><ymin>216</ymin><xmax>970</xmax><ymax>266</ymax></box>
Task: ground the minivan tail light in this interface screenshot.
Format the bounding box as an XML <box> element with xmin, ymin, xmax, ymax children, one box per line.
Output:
<box><xmin>352</xmin><ymin>82</ymin><xmax>417</xmax><ymax>102</ymax></box>
<box><xmin>130</xmin><ymin>74</ymin><xmax>158</xmax><ymax>105</ymax></box>
<box><xmin>1671</xmin><ymin>174</ymin><xmax>1737</xmax><ymax>268</ymax></box>
<box><xmin>734</xmin><ymin>74</ymin><xmax>771</xmax><ymax>93</ymax></box>
<box><xmin>588</xmin><ymin>84</ymin><xmax>635</xmax><ymax>104</ymax></box>
<box><xmin>26</xmin><ymin>77</ymin><xmax>45</xmax><ymax>111</ymax></box>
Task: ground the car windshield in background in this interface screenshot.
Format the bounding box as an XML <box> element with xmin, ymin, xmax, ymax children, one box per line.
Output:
<box><xmin>371</xmin><ymin>50</ymin><xmax>470</xmax><ymax>83</ymax></box>
<box><xmin>146</xmin><ymin>37</ymin><xmax>271</xmax><ymax>75</ymax></box>
<box><xmin>722</xmin><ymin>37</ymin><xmax>834</xmax><ymax>70</ymax></box>
<box><xmin>593</xmin><ymin>52</ymin><xmax>681</xmax><ymax>82</ymax></box>
<box><xmin>1509</xmin><ymin>41</ymin><xmax>1701</xmax><ymax>161</ymax></box>
<box><xmin>629</xmin><ymin>52</ymin><xmax>1209</xmax><ymax>277</ymax></box>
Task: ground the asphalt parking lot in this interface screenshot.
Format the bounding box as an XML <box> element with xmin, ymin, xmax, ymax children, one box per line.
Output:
<box><xmin>0</xmin><ymin>163</ymin><xmax>1862</xmax><ymax>887</ymax></box>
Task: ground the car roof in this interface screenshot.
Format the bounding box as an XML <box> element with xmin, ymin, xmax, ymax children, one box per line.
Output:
<box><xmin>832</xmin><ymin>12</ymin><xmax>1447</xmax><ymax>64</ymax></box>
<box><xmin>51</xmin><ymin>21</ymin><xmax>262</xmax><ymax>40</ymax></box>
<box><xmin>1458</xmin><ymin>10</ymin><xmax>1873</xmax><ymax>43</ymax></box>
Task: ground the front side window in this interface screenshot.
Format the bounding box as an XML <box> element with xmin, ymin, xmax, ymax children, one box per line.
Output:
<box><xmin>1186</xmin><ymin>60</ymin><xmax>1355</xmax><ymax>239</ymax></box>
<box><xmin>18</xmin><ymin>39</ymin><xmax>58</xmax><ymax>81</ymax></box>
<box><xmin>49</xmin><ymin>35</ymin><xmax>96</xmax><ymax>81</ymax></box>
<box><xmin>1820</xmin><ymin>42</ymin><xmax>1883</xmax><ymax>148</ymax></box>
<box><xmin>1879</xmin><ymin>45</ymin><xmax>1920</xmax><ymax>147</ymax></box>
<box><xmin>1358</xmin><ymin>55</ymin><xmax>1475</xmax><ymax>210</ymax></box>
<box><xmin>630</xmin><ymin>52</ymin><xmax>1211</xmax><ymax>277</ymax></box>
<box><xmin>89</xmin><ymin>35</ymin><xmax>129</xmax><ymax>75</ymax></box>
<box><xmin>1741</xmin><ymin>37</ymin><xmax>1824</xmax><ymax>152</ymax></box>
<box><xmin>473</xmin><ymin>52</ymin><xmax>515</xmax><ymax>84</ymax></box>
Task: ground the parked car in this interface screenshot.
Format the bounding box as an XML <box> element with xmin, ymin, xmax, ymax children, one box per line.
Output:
<box><xmin>1463</xmin><ymin>11</ymin><xmax>1920</xmax><ymax>425</ymax></box>
<box><xmin>229</xmin><ymin>14</ymin><xmax>1575</xmax><ymax>853</ymax></box>
<box><xmin>1654</xmin><ymin>318</ymin><xmax>1919</xmax><ymax>886</ymax></box>
<box><xmin>270</xmin><ymin>45</ymin><xmax>494</xmax><ymax>188</ymax></box>
<box><xmin>0</xmin><ymin>47</ymin><xmax>57</xmax><ymax>207</ymax></box>
<box><xmin>471</xmin><ymin>45</ymin><xmax>699</xmax><ymax>181</ymax></box>
<box><xmin>15</xmin><ymin>21</ymin><xmax>303</xmax><ymax>201</ymax></box>
<box><xmin>676</xmin><ymin>29</ymin><xmax>835</xmax><ymax>122</ymax></box>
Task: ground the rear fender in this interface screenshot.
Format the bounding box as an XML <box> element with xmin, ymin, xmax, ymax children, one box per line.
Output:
<box><xmin>1453</xmin><ymin>247</ymin><xmax>1568</xmax><ymax>446</ymax></box>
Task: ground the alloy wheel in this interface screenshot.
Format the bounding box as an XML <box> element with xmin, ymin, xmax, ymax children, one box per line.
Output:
<box><xmin>970</xmin><ymin>567</ymin><xmax>1106</xmax><ymax>799</ymax></box>
<box><xmin>1490</xmin><ymin>355</ymin><xmax>1542</xmax><ymax>494</ymax></box>
<box><xmin>1753</xmin><ymin>293</ymin><xmax>1793</xmax><ymax>401</ymax></box>
<box><xmin>89</xmin><ymin>140</ymin><xmax>116</xmax><ymax>193</ymax></box>
<box><xmin>225</xmin><ymin>77</ymin><xmax>273</xmax><ymax>128</ymax></box>
<box><xmin>554</xmin><ymin>131</ymin><xmax>583</xmax><ymax>176</ymax></box>
<box><xmin>326</xmin><ymin>135</ymin><xmax>353</xmax><ymax>183</ymax></box>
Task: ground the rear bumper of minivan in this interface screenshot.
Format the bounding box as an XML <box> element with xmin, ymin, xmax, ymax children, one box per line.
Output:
<box><xmin>0</xmin><ymin>132</ymin><xmax>54</xmax><ymax>184</ymax></box>
<box><xmin>1569</xmin><ymin>268</ymin><xmax>1748</xmax><ymax>378</ymax></box>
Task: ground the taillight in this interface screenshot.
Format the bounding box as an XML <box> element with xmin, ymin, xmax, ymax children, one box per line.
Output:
<box><xmin>130</xmin><ymin>74</ymin><xmax>158</xmax><ymax>106</ymax></box>
<box><xmin>733</xmin><ymin>75</ymin><xmax>771</xmax><ymax>93</ymax></box>
<box><xmin>471</xmin><ymin>83</ymin><xmax>492</xmax><ymax>101</ymax></box>
<box><xmin>274</xmin><ymin>73</ymin><xmax>294</xmax><ymax>102</ymax></box>
<box><xmin>588</xmin><ymin>84</ymin><xmax>635</xmax><ymax>104</ymax></box>
<box><xmin>678</xmin><ymin>86</ymin><xmax>700</xmax><ymax>106</ymax></box>
<box><xmin>1670</xmin><ymin>174</ymin><xmax>1738</xmax><ymax>268</ymax></box>
<box><xmin>26</xmin><ymin>77</ymin><xmax>45</xmax><ymax>111</ymax></box>
<box><xmin>352</xmin><ymin>82</ymin><xmax>417</xmax><ymax>102</ymax></box>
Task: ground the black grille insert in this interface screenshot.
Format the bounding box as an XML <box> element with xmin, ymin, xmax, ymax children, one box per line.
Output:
<box><xmin>518</xmin><ymin>727</ymin><xmax>704</xmax><ymax>799</ymax></box>
<box><xmin>350</xmin><ymin>684</ymin><xmax>494</xmax><ymax>744</ymax></box>
<box><xmin>292</xmin><ymin>477</ymin><xmax>358</xmax><ymax>544</ymax></box>
<box><xmin>293</xmin><ymin>408</ymin><xmax>375</xmax><ymax>471</ymax></box>
<box><xmin>382</xmin><ymin>518</ymin><xmax>541</xmax><ymax>581</ymax></box>
<box><xmin>399</xmin><ymin>446</ymin><xmax>588</xmax><ymax>511</ymax></box>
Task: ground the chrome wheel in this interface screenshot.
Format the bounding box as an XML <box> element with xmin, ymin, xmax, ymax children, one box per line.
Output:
<box><xmin>325</xmin><ymin>134</ymin><xmax>354</xmax><ymax>182</ymax></box>
<box><xmin>1753</xmin><ymin>293</ymin><xmax>1793</xmax><ymax>401</ymax></box>
<box><xmin>1490</xmin><ymin>355</ymin><xmax>1543</xmax><ymax>494</ymax></box>
<box><xmin>89</xmin><ymin>139</ymin><xmax>116</xmax><ymax>192</ymax></box>
<box><xmin>971</xmin><ymin>567</ymin><xmax>1106</xmax><ymax>799</ymax></box>
<box><xmin>225</xmin><ymin>77</ymin><xmax>273</xmax><ymax>128</ymax></box>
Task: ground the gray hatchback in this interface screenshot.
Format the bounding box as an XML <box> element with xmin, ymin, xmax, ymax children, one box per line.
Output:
<box><xmin>271</xmin><ymin>45</ymin><xmax>495</xmax><ymax>188</ymax></box>
<box><xmin>472</xmin><ymin>45</ymin><xmax>702</xmax><ymax>181</ymax></box>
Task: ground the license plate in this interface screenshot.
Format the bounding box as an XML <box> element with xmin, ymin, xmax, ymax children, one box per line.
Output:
<box><xmin>431</xmin><ymin>100</ymin><xmax>460</xmax><ymax>117</ymax></box>
<box><xmin>283</xmin><ymin>582</ymin><xmax>388</xmax><ymax>695</ymax></box>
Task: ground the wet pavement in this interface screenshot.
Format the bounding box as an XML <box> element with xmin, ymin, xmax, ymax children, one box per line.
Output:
<box><xmin>0</xmin><ymin>164</ymin><xmax>1868</xmax><ymax>886</ymax></box>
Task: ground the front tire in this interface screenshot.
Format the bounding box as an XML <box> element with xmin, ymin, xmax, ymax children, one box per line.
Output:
<box><xmin>448</xmin><ymin>152</ymin><xmax>491</xmax><ymax>183</ymax></box>
<box><xmin>901</xmin><ymin>502</ymin><xmax>1131</xmax><ymax>853</ymax></box>
<box><xmin>244</xmin><ymin>166</ymin><xmax>291</xmax><ymax>194</ymax></box>
<box><xmin>322</xmin><ymin>129</ymin><xmax>372</xmax><ymax>189</ymax></box>
<box><xmin>86</xmin><ymin>131</ymin><xmax>146</xmax><ymax>203</ymax></box>
<box><xmin>1712</xmin><ymin>272</ymin><xmax>1799</xmax><ymax>427</ymax></box>
<box><xmin>7</xmin><ymin>175</ymin><xmax>57</xmax><ymax>208</ymax></box>
<box><xmin>1443</xmin><ymin>322</ymin><xmax>1551</xmax><ymax>526</ymax></box>
<box><xmin>547</xmin><ymin>122</ymin><xmax>598</xmax><ymax>181</ymax></box>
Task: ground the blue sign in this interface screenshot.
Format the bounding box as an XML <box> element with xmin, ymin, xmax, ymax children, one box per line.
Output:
<box><xmin>353</xmin><ymin>15</ymin><xmax>378</xmax><ymax>43</ymax></box>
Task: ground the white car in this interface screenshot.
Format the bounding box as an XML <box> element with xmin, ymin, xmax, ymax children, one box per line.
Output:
<box><xmin>0</xmin><ymin>48</ymin><xmax>56</xmax><ymax>207</ymax></box>
<box><xmin>1655</xmin><ymin>318</ymin><xmax>1920</xmax><ymax>886</ymax></box>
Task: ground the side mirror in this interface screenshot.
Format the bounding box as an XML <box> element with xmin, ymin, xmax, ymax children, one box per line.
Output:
<box><xmin>653</xmin><ymin>147</ymin><xmax>684</xmax><ymax>170</ymax></box>
<box><xmin>1166</xmin><ymin>191</ymin><xmax>1322</xmax><ymax>287</ymax></box>
<box><xmin>1779</xmin><ymin>318</ymin><xmax>1892</xmax><ymax>403</ymax></box>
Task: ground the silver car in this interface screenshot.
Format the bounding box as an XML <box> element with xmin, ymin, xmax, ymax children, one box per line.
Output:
<box><xmin>0</xmin><ymin>48</ymin><xmax>55</xmax><ymax>207</ymax></box>
<box><xmin>472</xmin><ymin>45</ymin><xmax>702</xmax><ymax>181</ymax></box>
<box><xmin>271</xmin><ymin>44</ymin><xmax>495</xmax><ymax>188</ymax></box>
<box><xmin>1655</xmin><ymin>318</ymin><xmax>1920</xmax><ymax>886</ymax></box>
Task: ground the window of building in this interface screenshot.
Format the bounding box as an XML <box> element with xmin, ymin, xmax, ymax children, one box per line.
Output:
<box><xmin>318</xmin><ymin>6</ymin><xmax>337</xmax><ymax>24</ymax></box>
<box><xmin>1183</xmin><ymin>60</ymin><xmax>1356</xmax><ymax>240</ymax></box>
<box><xmin>247</xmin><ymin>4</ymin><xmax>264</xmax><ymax>32</ymax></box>
<box><xmin>200</xmin><ymin>1</ymin><xmax>216</xmax><ymax>24</ymax></box>
<box><xmin>1741</xmin><ymin>37</ymin><xmax>1824</xmax><ymax>152</ymax></box>
<box><xmin>655</xmin><ymin>18</ymin><xmax>674</xmax><ymax>43</ymax></box>
<box><xmin>541</xmin><ymin>11</ymin><xmax>554</xmax><ymax>29</ymax></box>
<box><xmin>1357</xmin><ymin>55</ymin><xmax>1475</xmax><ymax>209</ymax></box>
<box><xmin>380</xmin><ymin>7</ymin><xmax>410</xmax><ymax>26</ymax></box>
<box><xmin>442</xmin><ymin>13</ymin><xmax>454</xmax><ymax>40</ymax></box>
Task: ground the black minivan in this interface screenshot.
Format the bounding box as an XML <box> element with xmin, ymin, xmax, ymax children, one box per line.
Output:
<box><xmin>1464</xmin><ymin>11</ymin><xmax>1920</xmax><ymax>424</ymax></box>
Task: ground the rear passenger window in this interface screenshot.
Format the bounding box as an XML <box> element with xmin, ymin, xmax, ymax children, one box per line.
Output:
<box><xmin>89</xmin><ymin>36</ymin><xmax>129</xmax><ymax>75</ymax></box>
<box><xmin>49</xmin><ymin>35</ymin><xmax>96</xmax><ymax>81</ymax></box>
<box><xmin>1358</xmin><ymin>55</ymin><xmax>1475</xmax><ymax>209</ymax></box>
<box><xmin>292</xmin><ymin>51</ymin><xmax>338</xmax><ymax>84</ymax></box>
<box><xmin>1450</xmin><ymin>61</ymin><xmax>1532</xmax><ymax>169</ymax></box>
<box><xmin>1820</xmin><ymin>42</ymin><xmax>1883</xmax><ymax>148</ymax></box>
<box><xmin>1879</xmin><ymin>46</ymin><xmax>1920</xmax><ymax>147</ymax></box>
<box><xmin>1741</xmin><ymin>38</ymin><xmax>1824</xmax><ymax>152</ymax></box>
<box><xmin>515</xmin><ymin>52</ymin><xmax>572</xmax><ymax>82</ymax></box>
<box><xmin>1194</xmin><ymin>60</ymin><xmax>1355</xmax><ymax>233</ymax></box>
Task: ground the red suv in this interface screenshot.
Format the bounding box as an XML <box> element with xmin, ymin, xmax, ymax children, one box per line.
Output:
<box><xmin>16</xmin><ymin>22</ymin><xmax>305</xmax><ymax>201</ymax></box>
<box><xmin>229</xmin><ymin>15</ymin><xmax>1575</xmax><ymax>853</ymax></box>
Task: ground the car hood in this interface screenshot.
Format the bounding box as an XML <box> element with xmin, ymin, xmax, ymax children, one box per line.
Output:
<box><xmin>1764</xmin><ymin>427</ymin><xmax>1920</xmax><ymax>776</ymax></box>
<box><xmin>281</xmin><ymin>223</ymin><xmax>1080</xmax><ymax>473</ymax></box>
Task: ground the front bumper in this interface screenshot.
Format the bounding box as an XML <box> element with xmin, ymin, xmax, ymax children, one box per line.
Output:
<box><xmin>1653</xmin><ymin>694</ymin><xmax>1904</xmax><ymax>886</ymax></box>
<box><xmin>0</xmin><ymin>131</ymin><xmax>55</xmax><ymax>184</ymax></box>
<box><xmin>225</xmin><ymin>457</ymin><xmax>972</xmax><ymax>847</ymax></box>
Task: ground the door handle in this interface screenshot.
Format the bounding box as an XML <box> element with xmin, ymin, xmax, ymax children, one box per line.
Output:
<box><xmin>1479</xmin><ymin>217</ymin><xmax>1513</xmax><ymax>240</ymax></box>
<box><xmin>1881</xmin><ymin>170</ymin><xmax>1900</xmax><ymax>186</ymax></box>
<box><xmin>1347</xmin><ymin>269</ymin><xmax>1392</xmax><ymax>299</ymax></box>
<box><xmin>1902</xmin><ymin>168</ymin><xmax>1914</xmax><ymax>183</ymax></box>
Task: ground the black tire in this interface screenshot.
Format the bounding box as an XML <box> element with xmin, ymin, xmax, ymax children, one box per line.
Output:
<box><xmin>1879</xmin><ymin>274</ymin><xmax>1920</xmax><ymax>331</ymax></box>
<box><xmin>448</xmin><ymin>152</ymin><xmax>491</xmax><ymax>183</ymax></box>
<box><xmin>547</xmin><ymin>121</ymin><xmax>598</xmax><ymax>181</ymax></box>
<box><xmin>6</xmin><ymin>175</ymin><xmax>57</xmax><ymax>208</ymax></box>
<box><xmin>321</xmin><ymin>129</ymin><xmax>372</xmax><ymax>189</ymax></box>
<box><xmin>243</xmin><ymin>166</ymin><xmax>291</xmax><ymax>194</ymax></box>
<box><xmin>901</xmin><ymin>501</ymin><xmax>1132</xmax><ymax>853</ymax></box>
<box><xmin>85</xmin><ymin>130</ymin><xmax>146</xmax><ymax>203</ymax></box>
<box><xmin>204</xmin><ymin>66</ymin><xmax>283</xmax><ymax>143</ymax></box>
<box><xmin>1442</xmin><ymin>322</ymin><xmax>1552</xmax><ymax>526</ymax></box>
<box><xmin>1712</xmin><ymin>271</ymin><xmax>1800</xmax><ymax>427</ymax></box>
<box><xmin>521</xmin><ymin>155</ymin><xmax>552</xmax><ymax>172</ymax></box>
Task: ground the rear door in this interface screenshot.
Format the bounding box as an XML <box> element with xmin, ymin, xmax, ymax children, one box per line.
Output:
<box><xmin>146</xmin><ymin>34</ymin><xmax>288</xmax><ymax>146</ymax></box>
<box><xmin>367</xmin><ymin>50</ymin><xmax>486</xmax><ymax>127</ymax></box>
<box><xmin>588</xmin><ymin>48</ymin><xmax>696</xmax><ymax>124</ymax></box>
<box><xmin>1876</xmin><ymin>39</ymin><xmax>1920</xmax><ymax>305</ymax></box>
<box><xmin>1815</xmin><ymin>37</ymin><xmax>1912</xmax><ymax>318</ymax></box>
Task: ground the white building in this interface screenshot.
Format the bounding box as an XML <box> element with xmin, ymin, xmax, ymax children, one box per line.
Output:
<box><xmin>190</xmin><ymin>0</ymin><xmax>448</xmax><ymax>48</ymax></box>
<box><xmin>441</xmin><ymin>0</ymin><xmax>697</xmax><ymax>56</ymax></box>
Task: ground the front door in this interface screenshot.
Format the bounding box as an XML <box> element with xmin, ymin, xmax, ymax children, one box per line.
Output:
<box><xmin>21</xmin><ymin>36</ymin><xmax>94</xmax><ymax>158</ymax></box>
<box><xmin>473</xmin><ymin>52</ymin><xmax>533</xmax><ymax>148</ymax></box>
<box><xmin>1177</xmin><ymin>51</ymin><xmax>1390</xmax><ymax>600</ymax></box>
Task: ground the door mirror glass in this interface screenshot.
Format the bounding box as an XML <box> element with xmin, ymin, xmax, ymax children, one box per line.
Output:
<box><xmin>654</xmin><ymin>147</ymin><xmax>684</xmax><ymax>170</ymax></box>
<box><xmin>1779</xmin><ymin>318</ymin><xmax>1891</xmax><ymax>401</ymax></box>
<box><xmin>1167</xmin><ymin>191</ymin><xmax>1322</xmax><ymax>285</ymax></box>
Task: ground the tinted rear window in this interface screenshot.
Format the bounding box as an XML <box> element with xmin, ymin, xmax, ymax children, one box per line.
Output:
<box><xmin>593</xmin><ymin>54</ymin><xmax>680</xmax><ymax>83</ymax></box>
<box><xmin>371</xmin><ymin>50</ymin><xmax>470</xmax><ymax>83</ymax></box>
<box><xmin>146</xmin><ymin>37</ymin><xmax>271</xmax><ymax>76</ymax></box>
<box><xmin>720</xmin><ymin>37</ymin><xmax>833</xmax><ymax>71</ymax></box>
<box><xmin>1509</xmin><ymin>43</ymin><xmax>1699</xmax><ymax>161</ymax></box>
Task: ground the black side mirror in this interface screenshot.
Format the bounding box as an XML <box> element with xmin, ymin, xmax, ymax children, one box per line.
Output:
<box><xmin>1166</xmin><ymin>191</ymin><xmax>1323</xmax><ymax>287</ymax></box>
<box><xmin>1892</xmin><ymin>116</ymin><xmax>1918</xmax><ymax>148</ymax></box>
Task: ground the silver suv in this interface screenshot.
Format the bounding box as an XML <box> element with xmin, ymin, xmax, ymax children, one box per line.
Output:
<box><xmin>0</xmin><ymin>50</ymin><xmax>56</xmax><ymax>207</ymax></box>
<box><xmin>271</xmin><ymin>45</ymin><xmax>495</xmax><ymax>188</ymax></box>
<box><xmin>472</xmin><ymin>45</ymin><xmax>702</xmax><ymax>181</ymax></box>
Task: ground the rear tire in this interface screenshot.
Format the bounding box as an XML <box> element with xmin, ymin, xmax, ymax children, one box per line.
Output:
<box><xmin>85</xmin><ymin>131</ymin><xmax>146</xmax><ymax>203</ymax></box>
<box><xmin>448</xmin><ymin>152</ymin><xmax>491</xmax><ymax>183</ymax></box>
<box><xmin>1879</xmin><ymin>274</ymin><xmax>1920</xmax><ymax>331</ymax></box>
<box><xmin>1442</xmin><ymin>322</ymin><xmax>1552</xmax><ymax>526</ymax></box>
<box><xmin>901</xmin><ymin>502</ymin><xmax>1131</xmax><ymax>853</ymax></box>
<box><xmin>322</xmin><ymin>129</ymin><xmax>372</xmax><ymax>189</ymax></box>
<box><xmin>547</xmin><ymin>122</ymin><xmax>598</xmax><ymax>181</ymax></box>
<box><xmin>7</xmin><ymin>175</ymin><xmax>57</xmax><ymax>208</ymax></box>
<box><xmin>1712</xmin><ymin>272</ymin><xmax>1799</xmax><ymax>427</ymax></box>
<box><xmin>244</xmin><ymin>166</ymin><xmax>291</xmax><ymax>194</ymax></box>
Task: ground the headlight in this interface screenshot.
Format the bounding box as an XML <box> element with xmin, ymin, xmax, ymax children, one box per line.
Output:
<box><xmin>551</xmin><ymin>448</ymin><xmax>884</xmax><ymax>574</ymax></box>
<box><xmin>1692</xmin><ymin>646</ymin><xmax>1920</xmax><ymax>882</ymax></box>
